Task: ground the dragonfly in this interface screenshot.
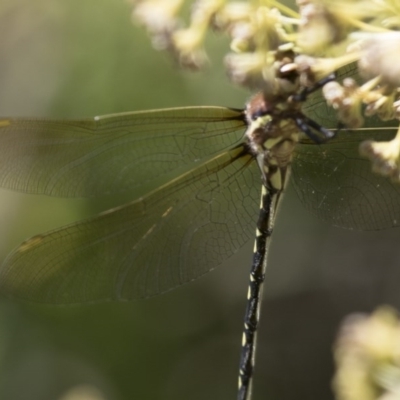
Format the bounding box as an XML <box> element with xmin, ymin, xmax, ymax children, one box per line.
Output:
<box><xmin>0</xmin><ymin>63</ymin><xmax>399</xmax><ymax>400</ymax></box>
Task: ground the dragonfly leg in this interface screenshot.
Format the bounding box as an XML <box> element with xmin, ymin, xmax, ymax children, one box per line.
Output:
<box><xmin>292</xmin><ymin>73</ymin><xmax>336</xmax><ymax>102</ymax></box>
<box><xmin>294</xmin><ymin>115</ymin><xmax>335</xmax><ymax>143</ymax></box>
<box><xmin>303</xmin><ymin>115</ymin><xmax>336</xmax><ymax>139</ymax></box>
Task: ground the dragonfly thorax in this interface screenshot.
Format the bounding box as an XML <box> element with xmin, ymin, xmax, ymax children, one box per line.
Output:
<box><xmin>244</xmin><ymin>92</ymin><xmax>301</xmax><ymax>188</ymax></box>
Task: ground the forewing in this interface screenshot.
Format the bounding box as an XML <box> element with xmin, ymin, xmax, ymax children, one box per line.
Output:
<box><xmin>292</xmin><ymin>127</ymin><xmax>400</xmax><ymax>230</ymax></box>
<box><xmin>0</xmin><ymin>147</ymin><xmax>260</xmax><ymax>303</ymax></box>
<box><xmin>0</xmin><ymin>107</ymin><xmax>245</xmax><ymax>197</ymax></box>
<box><xmin>294</xmin><ymin>64</ymin><xmax>400</xmax><ymax>230</ymax></box>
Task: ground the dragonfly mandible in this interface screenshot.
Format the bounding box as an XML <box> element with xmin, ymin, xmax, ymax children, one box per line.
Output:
<box><xmin>0</xmin><ymin>63</ymin><xmax>399</xmax><ymax>400</ymax></box>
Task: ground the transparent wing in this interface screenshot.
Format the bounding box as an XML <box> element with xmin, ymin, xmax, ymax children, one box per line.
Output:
<box><xmin>292</xmin><ymin>127</ymin><xmax>400</xmax><ymax>230</ymax></box>
<box><xmin>295</xmin><ymin>64</ymin><xmax>400</xmax><ymax>230</ymax></box>
<box><xmin>0</xmin><ymin>107</ymin><xmax>245</xmax><ymax>197</ymax></box>
<box><xmin>0</xmin><ymin>147</ymin><xmax>260</xmax><ymax>303</ymax></box>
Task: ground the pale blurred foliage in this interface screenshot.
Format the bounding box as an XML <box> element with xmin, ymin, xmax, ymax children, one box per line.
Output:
<box><xmin>59</xmin><ymin>384</ymin><xmax>107</xmax><ymax>400</ymax></box>
<box><xmin>334</xmin><ymin>307</ymin><xmax>400</xmax><ymax>400</ymax></box>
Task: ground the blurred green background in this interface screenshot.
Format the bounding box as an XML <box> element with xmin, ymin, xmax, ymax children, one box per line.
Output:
<box><xmin>0</xmin><ymin>1</ymin><xmax>400</xmax><ymax>400</ymax></box>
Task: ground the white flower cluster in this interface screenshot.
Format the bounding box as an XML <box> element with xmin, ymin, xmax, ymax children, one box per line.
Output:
<box><xmin>129</xmin><ymin>0</ymin><xmax>400</xmax><ymax>182</ymax></box>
